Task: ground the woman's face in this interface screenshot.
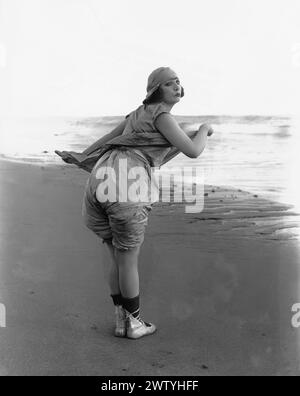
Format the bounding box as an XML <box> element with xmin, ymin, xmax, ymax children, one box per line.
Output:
<box><xmin>159</xmin><ymin>78</ymin><xmax>182</xmax><ymax>105</ymax></box>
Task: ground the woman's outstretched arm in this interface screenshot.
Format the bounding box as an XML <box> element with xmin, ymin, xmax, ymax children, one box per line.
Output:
<box><xmin>155</xmin><ymin>114</ymin><xmax>212</xmax><ymax>159</ymax></box>
<box><xmin>82</xmin><ymin>119</ymin><xmax>127</xmax><ymax>155</ymax></box>
<box><xmin>159</xmin><ymin>128</ymin><xmax>210</xmax><ymax>167</ymax></box>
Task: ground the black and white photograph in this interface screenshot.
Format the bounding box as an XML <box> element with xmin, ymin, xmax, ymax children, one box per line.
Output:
<box><xmin>0</xmin><ymin>0</ymin><xmax>300</xmax><ymax>378</ymax></box>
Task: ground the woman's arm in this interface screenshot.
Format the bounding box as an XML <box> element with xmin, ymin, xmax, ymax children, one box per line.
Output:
<box><xmin>158</xmin><ymin>127</ymin><xmax>210</xmax><ymax>167</ymax></box>
<box><xmin>185</xmin><ymin>129</ymin><xmax>198</xmax><ymax>138</ymax></box>
<box><xmin>155</xmin><ymin>114</ymin><xmax>212</xmax><ymax>158</ymax></box>
<box><xmin>82</xmin><ymin>119</ymin><xmax>127</xmax><ymax>155</ymax></box>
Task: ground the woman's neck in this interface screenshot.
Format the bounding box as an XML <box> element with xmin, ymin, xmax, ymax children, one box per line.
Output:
<box><xmin>161</xmin><ymin>101</ymin><xmax>175</xmax><ymax>112</ymax></box>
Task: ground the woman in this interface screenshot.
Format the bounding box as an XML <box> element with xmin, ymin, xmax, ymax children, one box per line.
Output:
<box><xmin>56</xmin><ymin>67</ymin><xmax>213</xmax><ymax>340</ymax></box>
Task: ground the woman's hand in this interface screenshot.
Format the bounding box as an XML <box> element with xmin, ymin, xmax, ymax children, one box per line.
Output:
<box><xmin>207</xmin><ymin>125</ymin><xmax>214</xmax><ymax>136</ymax></box>
<box><xmin>198</xmin><ymin>123</ymin><xmax>214</xmax><ymax>137</ymax></box>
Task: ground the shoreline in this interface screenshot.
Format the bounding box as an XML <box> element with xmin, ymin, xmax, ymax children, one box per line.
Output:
<box><xmin>0</xmin><ymin>159</ymin><xmax>299</xmax><ymax>375</ymax></box>
<box><xmin>0</xmin><ymin>155</ymin><xmax>296</xmax><ymax>211</ymax></box>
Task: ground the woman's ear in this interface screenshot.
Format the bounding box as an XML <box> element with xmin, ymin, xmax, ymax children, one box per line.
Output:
<box><xmin>181</xmin><ymin>87</ymin><xmax>185</xmax><ymax>98</ymax></box>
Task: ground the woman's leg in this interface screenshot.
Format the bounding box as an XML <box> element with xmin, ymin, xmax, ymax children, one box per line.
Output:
<box><xmin>103</xmin><ymin>241</ymin><xmax>143</xmax><ymax>302</ymax></box>
<box><xmin>115</xmin><ymin>246</ymin><xmax>157</xmax><ymax>338</ymax></box>
<box><xmin>104</xmin><ymin>242</ymin><xmax>121</xmax><ymax>295</ymax></box>
<box><xmin>104</xmin><ymin>243</ymin><xmax>142</xmax><ymax>320</ymax></box>
<box><xmin>103</xmin><ymin>241</ymin><xmax>120</xmax><ymax>295</ymax></box>
<box><xmin>115</xmin><ymin>246</ymin><xmax>141</xmax><ymax>298</ymax></box>
<box><xmin>103</xmin><ymin>241</ymin><xmax>127</xmax><ymax>337</ymax></box>
<box><xmin>114</xmin><ymin>246</ymin><xmax>141</xmax><ymax>322</ymax></box>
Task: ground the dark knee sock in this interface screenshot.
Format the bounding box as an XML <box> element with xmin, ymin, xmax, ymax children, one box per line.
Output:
<box><xmin>110</xmin><ymin>293</ymin><xmax>123</xmax><ymax>307</ymax></box>
<box><xmin>122</xmin><ymin>295</ymin><xmax>140</xmax><ymax>319</ymax></box>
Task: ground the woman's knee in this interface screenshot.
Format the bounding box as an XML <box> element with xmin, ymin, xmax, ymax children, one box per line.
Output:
<box><xmin>115</xmin><ymin>245</ymin><xmax>140</xmax><ymax>262</ymax></box>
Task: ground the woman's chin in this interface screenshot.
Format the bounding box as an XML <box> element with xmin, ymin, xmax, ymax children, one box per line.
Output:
<box><xmin>167</xmin><ymin>97</ymin><xmax>181</xmax><ymax>105</ymax></box>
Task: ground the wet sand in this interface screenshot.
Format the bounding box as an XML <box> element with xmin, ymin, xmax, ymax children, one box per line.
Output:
<box><xmin>0</xmin><ymin>160</ymin><xmax>299</xmax><ymax>376</ymax></box>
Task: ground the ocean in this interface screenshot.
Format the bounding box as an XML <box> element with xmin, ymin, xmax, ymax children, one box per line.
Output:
<box><xmin>0</xmin><ymin>115</ymin><xmax>299</xmax><ymax>211</ymax></box>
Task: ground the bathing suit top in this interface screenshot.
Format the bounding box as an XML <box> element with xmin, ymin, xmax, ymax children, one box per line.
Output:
<box><xmin>122</xmin><ymin>102</ymin><xmax>180</xmax><ymax>169</ymax></box>
<box><xmin>73</xmin><ymin>102</ymin><xmax>182</xmax><ymax>174</ymax></box>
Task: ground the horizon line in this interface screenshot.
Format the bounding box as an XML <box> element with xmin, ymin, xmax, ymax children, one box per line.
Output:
<box><xmin>0</xmin><ymin>113</ymin><xmax>293</xmax><ymax>119</ymax></box>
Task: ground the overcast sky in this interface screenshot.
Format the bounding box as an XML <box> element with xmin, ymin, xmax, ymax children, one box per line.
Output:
<box><xmin>0</xmin><ymin>0</ymin><xmax>300</xmax><ymax>117</ymax></box>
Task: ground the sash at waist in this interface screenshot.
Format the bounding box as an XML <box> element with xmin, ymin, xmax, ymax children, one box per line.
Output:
<box><xmin>113</xmin><ymin>146</ymin><xmax>149</xmax><ymax>164</ymax></box>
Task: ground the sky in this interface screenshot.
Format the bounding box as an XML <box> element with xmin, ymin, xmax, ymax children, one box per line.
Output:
<box><xmin>0</xmin><ymin>0</ymin><xmax>300</xmax><ymax>117</ymax></box>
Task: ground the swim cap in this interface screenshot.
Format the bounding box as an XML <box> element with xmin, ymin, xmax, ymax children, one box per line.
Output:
<box><xmin>145</xmin><ymin>67</ymin><xmax>180</xmax><ymax>100</ymax></box>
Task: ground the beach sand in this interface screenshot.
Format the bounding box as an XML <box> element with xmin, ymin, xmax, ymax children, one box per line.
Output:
<box><xmin>0</xmin><ymin>159</ymin><xmax>299</xmax><ymax>376</ymax></box>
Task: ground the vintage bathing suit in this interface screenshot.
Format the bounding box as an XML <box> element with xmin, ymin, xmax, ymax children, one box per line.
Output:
<box><xmin>81</xmin><ymin>103</ymin><xmax>182</xmax><ymax>251</ymax></box>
